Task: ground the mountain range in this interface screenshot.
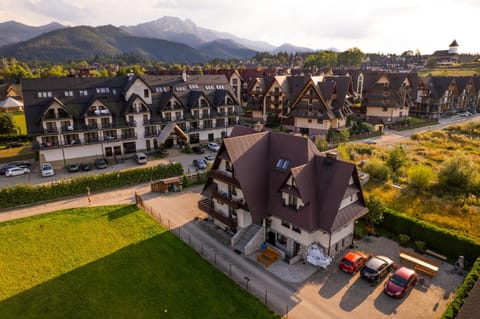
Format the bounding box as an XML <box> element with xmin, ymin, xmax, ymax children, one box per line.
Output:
<box><xmin>0</xmin><ymin>17</ymin><xmax>317</xmax><ymax>63</ymax></box>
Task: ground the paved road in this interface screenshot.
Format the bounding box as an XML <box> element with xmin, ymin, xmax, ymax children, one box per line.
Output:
<box><xmin>364</xmin><ymin>113</ymin><xmax>480</xmax><ymax>147</ymax></box>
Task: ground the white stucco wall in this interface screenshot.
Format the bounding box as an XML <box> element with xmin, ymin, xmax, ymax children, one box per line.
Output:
<box><xmin>125</xmin><ymin>79</ymin><xmax>152</xmax><ymax>104</ymax></box>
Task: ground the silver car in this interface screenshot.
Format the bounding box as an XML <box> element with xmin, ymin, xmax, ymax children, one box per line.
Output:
<box><xmin>5</xmin><ymin>166</ymin><xmax>30</xmax><ymax>177</ymax></box>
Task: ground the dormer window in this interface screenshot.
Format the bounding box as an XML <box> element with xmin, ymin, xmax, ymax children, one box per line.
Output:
<box><xmin>276</xmin><ymin>158</ymin><xmax>290</xmax><ymax>170</ymax></box>
<box><xmin>144</xmin><ymin>89</ymin><xmax>149</xmax><ymax>98</ymax></box>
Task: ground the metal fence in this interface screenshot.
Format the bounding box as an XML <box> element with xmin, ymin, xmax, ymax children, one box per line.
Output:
<box><xmin>135</xmin><ymin>192</ymin><xmax>295</xmax><ymax>318</ymax></box>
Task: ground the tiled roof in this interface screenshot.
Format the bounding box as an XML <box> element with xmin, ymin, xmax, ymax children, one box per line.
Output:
<box><xmin>22</xmin><ymin>74</ymin><xmax>239</xmax><ymax>136</ymax></box>
<box><xmin>203</xmin><ymin>126</ymin><xmax>367</xmax><ymax>233</ymax></box>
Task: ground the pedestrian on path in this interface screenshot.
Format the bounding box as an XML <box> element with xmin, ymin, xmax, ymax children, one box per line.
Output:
<box><xmin>86</xmin><ymin>186</ymin><xmax>91</xmax><ymax>204</ymax></box>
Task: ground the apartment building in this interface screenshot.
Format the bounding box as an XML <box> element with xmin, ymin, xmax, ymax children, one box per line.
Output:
<box><xmin>22</xmin><ymin>74</ymin><xmax>240</xmax><ymax>167</ymax></box>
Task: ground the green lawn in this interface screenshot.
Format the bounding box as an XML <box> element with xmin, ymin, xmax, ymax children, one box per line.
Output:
<box><xmin>11</xmin><ymin>111</ymin><xmax>27</xmax><ymax>135</ymax></box>
<box><xmin>0</xmin><ymin>206</ymin><xmax>278</xmax><ymax>319</ymax></box>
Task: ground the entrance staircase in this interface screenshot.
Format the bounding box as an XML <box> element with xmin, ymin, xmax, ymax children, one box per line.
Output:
<box><xmin>233</xmin><ymin>224</ymin><xmax>262</xmax><ymax>254</ymax></box>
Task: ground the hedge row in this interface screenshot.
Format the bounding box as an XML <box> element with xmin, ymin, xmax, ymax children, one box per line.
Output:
<box><xmin>0</xmin><ymin>162</ymin><xmax>183</xmax><ymax>210</ymax></box>
<box><xmin>442</xmin><ymin>257</ymin><xmax>480</xmax><ymax>319</ymax></box>
<box><xmin>381</xmin><ymin>209</ymin><xmax>480</xmax><ymax>265</ymax></box>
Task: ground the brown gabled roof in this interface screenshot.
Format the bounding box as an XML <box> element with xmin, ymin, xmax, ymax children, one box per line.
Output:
<box><xmin>203</xmin><ymin>126</ymin><xmax>367</xmax><ymax>233</ymax></box>
<box><xmin>449</xmin><ymin>39</ymin><xmax>459</xmax><ymax>47</ymax></box>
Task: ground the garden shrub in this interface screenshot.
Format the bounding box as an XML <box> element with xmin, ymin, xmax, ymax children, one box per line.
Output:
<box><xmin>442</xmin><ymin>257</ymin><xmax>480</xmax><ymax>319</ymax></box>
<box><xmin>0</xmin><ymin>162</ymin><xmax>184</xmax><ymax>209</ymax></box>
<box><xmin>398</xmin><ymin>234</ymin><xmax>410</xmax><ymax>246</ymax></box>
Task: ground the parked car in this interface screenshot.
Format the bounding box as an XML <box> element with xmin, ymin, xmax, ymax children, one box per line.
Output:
<box><xmin>134</xmin><ymin>152</ymin><xmax>147</xmax><ymax>164</ymax></box>
<box><xmin>95</xmin><ymin>158</ymin><xmax>107</xmax><ymax>169</ymax></box>
<box><xmin>364</xmin><ymin>139</ymin><xmax>377</xmax><ymax>145</ymax></box>
<box><xmin>41</xmin><ymin>163</ymin><xmax>55</xmax><ymax>177</ymax></box>
<box><xmin>361</xmin><ymin>255</ymin><xmax>395</xmax><ymax>282</ymax></box>
<box><xmin>5</xmin><ymin>166</ymin><xmax>30</xmax><ymax>177</ymax></box>
<box><xmin>0</xmin><ymin>163</ymin><xmax>18</xmax><ymax>175</ymax></box>
<box><xmin>192</xmin><ymin>146</ymin><xmax>205</xmax><ymax>154</ymax></box>
<box><xmin>384</xmin><ymin>267</ymin><xmax>418</xmax><ymax>298</ymax></box>
<box><xmin>80</xmin><ymin>163</ymin><xmax>91</xmax><ymax>171</ymax></box>
<box><xmin>6</xmin><ymin>141</ymin><xmax>25</xmax><ymax>148</ymax></box>
<box><xmin>204</xmin><ymin>155</ymin><xmax>215</xmax><ymax>163</ymax></box>
<box><xmin>193</xmin><ymin>159</ymin><xmax>207</xmax><ymax>170</ymax></box>
<box><xmin>339</xmin><ymin>250</ymin><xmax>370</xmax><ymax>274</ymax></box>
<box><xmin>67</xmin><ymin>163</ymin><xmax>80</xmax><ymax>172</ymax></box>
<box><xmin>207</xmin><ymin>142</ymin><xmax>220</xmax><ymax>152</ymax></box>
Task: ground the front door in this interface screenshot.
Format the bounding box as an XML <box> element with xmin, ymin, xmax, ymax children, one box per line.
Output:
<box><xmin>267</xmin><ymin>231</ymin><xmax>276</xmax><ymax>245</ymax></box>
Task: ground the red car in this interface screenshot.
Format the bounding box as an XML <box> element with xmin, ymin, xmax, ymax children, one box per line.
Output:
<box><xmin>339</xmin><ymin>251</ymin><xmax>370</xmax><ymax>274</ymax></box>
<box><xmin>384</xmin><ymin>267</ymin><xmax>418</xmax><ymax>298</ymax></box>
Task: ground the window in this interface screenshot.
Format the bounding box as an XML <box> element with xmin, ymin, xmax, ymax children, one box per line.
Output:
<box><xmin>292</xmin><ymin>225</ymin><xmax>301</xmax><ymax>234</ymax></box>
<box><xmin>64</xmin><ymin>91</ymin><xmax>73</xmax><ymax>97</ymax></box>
<box><xmin>276</xmin><ymin>158</ymin><xmax>290</xmax><ymax>170</ymax></box>
<box><xmin>288</xmin><ymin>195</ymin><xmax>298</xmax><ymax>209</ymax></box>
<box><xmin>281</xmin><ymin>220</ymin><xmax>291</xmax><ymax>229</ymax></box>
<box><xmin>37</xmin><ymin>91</ymin><xmax>52</xmax><ymax>98</ymax></box>
<box><xmin>79</xmin><ymin>90</ymin><xmax>88</xmax><ymax>96</ymax></box>
<box><xmin>144</xmin><ymin>89</ymin><xmax>149</xmax><ymax>98</ymax></box>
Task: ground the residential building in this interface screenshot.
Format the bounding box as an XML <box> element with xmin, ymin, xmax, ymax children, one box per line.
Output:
<box><xmin>361</xmin><ymin>72</ymin><xmax>414</xmax><ymax>123</ymax></box>
<box><xmin>198</xmin><ymin>126</ymin><xmax>368</xmax><ymax>262</ymax></box>
<box><xmin>431</xmin><ymin>40</ymin><xmax>460</xmax><ymax>66</ymax></box>
<box><xmin>412</xmin><ymin>76</ymin><xmax>480</xmax><ymax>119</ymax></box>
<box><xmin>22</xmin><ymin>74</ymin><xmax>240</xmax><ymax>168</ymax></box>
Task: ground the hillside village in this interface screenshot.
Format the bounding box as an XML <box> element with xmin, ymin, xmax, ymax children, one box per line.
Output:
<box><xmin>1</xmin><ymin>16</ymin><xmax>480</xmax><ymax>319</ymax></box>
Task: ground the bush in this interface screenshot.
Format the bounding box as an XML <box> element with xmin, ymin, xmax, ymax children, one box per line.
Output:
<box><xmin>414</xmin><ymin>240</ymin><xmax>426</xmax><ymax>253</ymax></box>
<box><xmin>398</xmin><ymin>234</ymin><xmax>410</xmax><ymax>245</ymax></box>
<box><xmin>442</xmin><ymin>257</ymin><xmax>480</xmax><ymax>319</ymax></box>
<box><xmin>408</xmin><ymin>165</ymin><xmax>435</xmax><ymax>191</ymax></box>
<box><xmin>0</xmin><ymin>162</ymin><xmax>184</xmax><ymax>209</ymax></box>
<box><xmin>363</xmin><ymin>158</ymin><xmax>390</xmax><ymax>182</ymax></box>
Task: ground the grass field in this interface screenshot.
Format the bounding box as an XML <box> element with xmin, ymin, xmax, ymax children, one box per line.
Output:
<box><xmin>0</xmin><ymin>205</ymin><xmax>278</xmax><ymax>319</ymax></box>
<box><xmin>11</xmin><ymin>112</ymin><xmax>27</xmax><ymax>135</ymax></box>
<box><xmin>358</xmin><ymin>121</ymin><xmax>480</xmax><ymax>240</ymax></box>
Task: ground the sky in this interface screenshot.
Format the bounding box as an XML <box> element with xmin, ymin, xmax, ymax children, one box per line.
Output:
<box><xmin>0</xmin><ymin>0</ymin><xmax>479</xmax><ymax>54</ymax></box>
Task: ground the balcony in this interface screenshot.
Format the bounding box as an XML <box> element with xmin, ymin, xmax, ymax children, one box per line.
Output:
<box><xmin>212</xmin><ymin>189</ymin><xmax>248</xmax><ymax>211</ymax></box>
<box><xmin>144</xmin><ymin>131</ymin><xmax>158</xmax><ymax>138</ymax></box>
<box><xmin>103</xmin><ymin>136</ymin><xmax>119</xmax><ymax>142</ymax></box>
<box><xmin>84</xmin><ymin>138</ymin><xmax>101</xmax><ymax>145</ymax></box>
<box><xmin>121</xmin><ymin>134</ymin><xmax>137</xmax><ymax>141</ymax></box>
<box><xmin>198</xmin><ymin>198</ymin><xmax>237</xmax><ymax>230</ymax></box>
<box><xmin>63</xmin><ymin>140</ymin><xmax>82</xmax><ymax>147</ymax></box>
<box><xmin>86</xmin><ymin>124</ymin><xmax>99</xmax><ymax>131</ymax></box>
<box><xmin>43</xmin><ymin>128</ymin><xmax>59</xmax><ymax>134</ymax></box>
<box><xmin>210</xmin><ymin>169</ymin><xmax>240</xmax><ymax>187</ymax></box>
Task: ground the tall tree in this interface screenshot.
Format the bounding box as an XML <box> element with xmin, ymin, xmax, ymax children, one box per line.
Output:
<box><xmin>337</xmin><ymin>47</ymin><xmax>365</xmax><ymax>67</ymax></box>
<box><xmin>0</xmin><ymin>113</ymin><xmax>15</xmax><ymax>135</ymax></box>
<box><xmin>387</xmin><ymin>145</ymin><xmax>407</xmax><ymax>174</ymax></box>
<box><xmin>304</xmin><ymin>51</ymin><xmax>337</xmax><ymax>68</ymax></box>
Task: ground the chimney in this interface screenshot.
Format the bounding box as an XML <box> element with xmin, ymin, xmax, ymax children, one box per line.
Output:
<box><xmin>325</xmin><ymin>151</ymin><xmax>338</xmax><ymax>161</ymax></box>
<box><xmin>254</xmin><ymin>122</ymin><xmax>264</xmax><ymax>132</ymax></box>
<box><xmin>182</xmin><ymin>71</ymin><xmax>188</xmax><ymax>82</ymax></box>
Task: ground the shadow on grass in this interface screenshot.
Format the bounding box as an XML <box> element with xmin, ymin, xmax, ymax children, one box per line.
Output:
<box><xmin>103</xmin><ymin>205</ymin><xmax>137</xmax><ymax>220</ymax></box>
<box><xmin>0</xmin><ymin>229</ymin><xmax>277</xmax><ymax>319</ymax></box>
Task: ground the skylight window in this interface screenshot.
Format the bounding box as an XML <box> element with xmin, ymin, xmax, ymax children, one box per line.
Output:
<box><xmin>276</xmin><ymin>158</ymin><xmax>290</xmax><ymax>170</ymax></box>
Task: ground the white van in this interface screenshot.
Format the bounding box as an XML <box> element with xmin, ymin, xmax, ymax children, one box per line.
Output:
<box><xmin>134</xmin><ymin>152</ymin><xmax>147</xmax><ymax>164</ymax></box>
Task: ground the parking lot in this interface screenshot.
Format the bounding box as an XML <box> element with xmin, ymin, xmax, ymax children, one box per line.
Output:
<box><xmin>289</xmin><ymin>235</ymin><xmax>464</xmax><ymax>319</ymax></box>
<box><xmin>140</xmin><ymin>190</ymin><xmax>464</xmax><ymax>319</ymax></box>
<box><xmin>0</xmin><ymin>146</ymin><xmax>216</xmax><ymax>188</ymax></box>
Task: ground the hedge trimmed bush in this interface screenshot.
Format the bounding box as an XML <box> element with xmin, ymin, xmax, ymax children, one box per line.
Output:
<box><xmin>0</xmin><ymin>162</ymin><xmax>183</xmax><ymax>209</ymax></box>
<box><xmin>442</xmin><ymin>257</ymin><xmax>480</xmax><ymax>319</ymax></box>
<box><xmin>381</xmin><ymin>208</ymin><xmax>480</xmax><ymax>265</ymax></box>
